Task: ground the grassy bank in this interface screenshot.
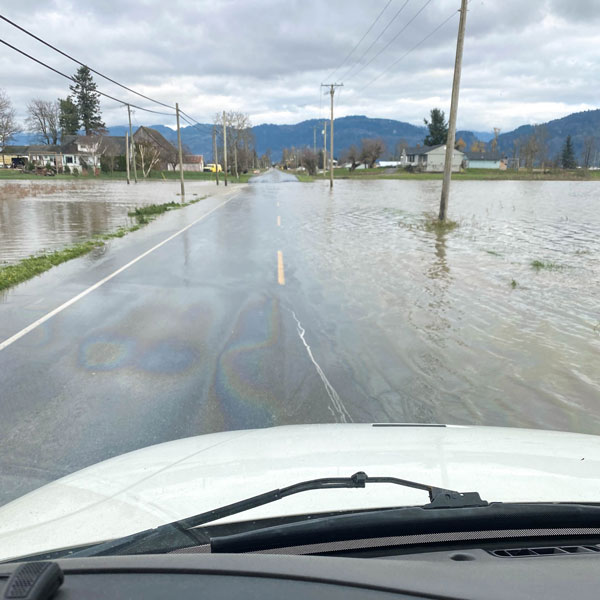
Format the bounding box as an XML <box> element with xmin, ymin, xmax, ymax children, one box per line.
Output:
<box><xmin>0</xmin><ymin>195</ymin><xmax>207</xmax><ymax>292</ymax></box>
<box><xmin>305</xmin><ymin>167</ymin><xmax>600</xmax><ymax>181</ymax></box>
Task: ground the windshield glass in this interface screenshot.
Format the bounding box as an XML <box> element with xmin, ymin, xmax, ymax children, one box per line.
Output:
<box><xmin>0</xmin><ymin>0</ymin><xmax>599</xmax><ymax>561</ymax></box>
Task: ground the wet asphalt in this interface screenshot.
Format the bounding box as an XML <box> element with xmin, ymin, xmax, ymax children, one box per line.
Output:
<box><xmin>0</xmin><ymin>170</ymin><xmax>360</xmax><ymax>505</ymax></box>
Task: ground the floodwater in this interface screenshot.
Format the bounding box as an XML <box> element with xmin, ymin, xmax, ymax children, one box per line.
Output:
<box><xmin>2</xmin><ymin>175</ymin><xmax>599</xmax><ymax>434</ymax></box>
<box><xmin>0</xmin><ymin>179</ymin><xmax>211</xmax><ymax>264</ymax></box>
<box><xmin>248</xmin><ymin>176</ymin><xmax>598</xmax><ymax>433</ymax></box>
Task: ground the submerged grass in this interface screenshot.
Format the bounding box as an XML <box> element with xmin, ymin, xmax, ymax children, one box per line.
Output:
<box><xmin>531</xmin><ymin>259</ymin><xmax>564</xmax><ymax>271</ymax></box>
<box><xmin>0</xmin><ymin>195</ymin><xmax>209</xmax><ymax>291</ymax></box>
<box><xmin>422</xmin><ymin>215</ymin><xmax>460</xmax><ymax>233</ymax></box>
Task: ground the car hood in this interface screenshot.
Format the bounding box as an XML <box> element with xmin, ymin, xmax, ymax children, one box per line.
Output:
<box><xmin>1</xmin><ymin>423</ymin><xmax>599</xmax><ymax>561</ymax></box>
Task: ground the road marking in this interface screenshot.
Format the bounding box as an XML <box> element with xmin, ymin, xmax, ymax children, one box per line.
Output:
<box><xmin>277</xmin><ymin>251</ymin><xmax>285</xmax><ymax>285</ymax></box>
<box><xmin>0</xmin><ymin>196</ymin><xmax>236</xmax><ymax>352</ymax></box>
<box><xmin>277</xmin><ymin>215</ymin><xmax>281</xmax><ymax>227</ymax></box>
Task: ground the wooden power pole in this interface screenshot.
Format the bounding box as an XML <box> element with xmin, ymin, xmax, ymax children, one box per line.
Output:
<box><xmin>175</xmin><ymin>102</ymin><xmax>185</xmax><ymax>201</ymax></box>
<box><xmin>222</xmin><ymin>111</ymin><xmax>228</xmax><ymax>187</ymax></box>
<box><xmin>439</xmin><ymin>0</ymin><xmax>468</xmax><ymax>221</ymax></box>
<box><xmin>321</xmin><ymin>83</ymin><xmax>343</xmax><ymax>188</ymax></box>
<box><xmin>125</xmin><ymin>131</ymin><xmax>130</xmax><ymax>184</ymax></box>
<box><xmin>322</xmin><ymin>121</ymin><xmax>327</xmax><ymax>176</ymax></box>
<box><xmin>127</xmin><ymin>104</ymin><xmax>137</xmax><ymax>183</ymax></box>
<box><xmin>212</xmin><ymin>126</ymin><xmax>219</xmax><ymax>185</ymax></box>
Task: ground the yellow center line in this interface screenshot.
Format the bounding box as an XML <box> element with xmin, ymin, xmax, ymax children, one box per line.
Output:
<box><xmin>277</xmin><ymin>250</ymin><xmax>285</xmax><ymax>285</ymax></box>
<box><xmin>277</xmin><ymin>215</ymin><xmax>281</xmax><ymax>226</ymax></box>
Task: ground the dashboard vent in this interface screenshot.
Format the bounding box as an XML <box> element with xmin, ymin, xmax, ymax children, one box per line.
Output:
<box><xmin>492</xmin><ymin>545</ymin><xmax>600</xmax><ymax>558</ymax></box>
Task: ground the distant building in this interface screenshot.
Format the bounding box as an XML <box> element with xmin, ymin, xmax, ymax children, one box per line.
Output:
<box><xmin>377</xmin><ymin>160</ymin><xmax>402</xmax><ymax>168</ymax></box>
<box><xmin>0</xmin><ymin>145</ymin><xmax>29</xmax><ymax>168</ymax></box>
<box><xmin>400</xmin><ymin>145</ymin><xmax>464</xmax><ymax>172</ymax></box>
<box><xmin>464</xmin><ymin>151</ymin><xmax>507</xmax><ymax>170</ymax></box>
<box><xmin>169</xmin><ymin>154</ymin><xmax>204</xmax><ymax>172</ymax></box>
<box><xmin>133</xmin><ymin>126</ymin><xmax>177</xmax><ymax>170</ymax></box>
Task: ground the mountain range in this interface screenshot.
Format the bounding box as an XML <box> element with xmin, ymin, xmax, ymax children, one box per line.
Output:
<box><xmin>11</xmin><ymin>109</ymin><xmax>600</xmax><ymax>164</ymax></box>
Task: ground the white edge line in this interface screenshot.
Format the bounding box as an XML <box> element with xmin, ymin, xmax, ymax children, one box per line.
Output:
<box><xmin>0</xmin><ymin>195</ymin><xmax>236</xmax><ymax>352</ymax></box>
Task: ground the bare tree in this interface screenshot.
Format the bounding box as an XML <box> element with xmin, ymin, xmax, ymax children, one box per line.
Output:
<box><xmin>490</xmin><ymin>127</ymin><xmax>501</xmax><ymax>153</ymax></box>
<box><xmin>342</xmin><ymin>144</ymin><xmax>360</xmax><ymax>171</ymax></box>
<box><xmin>533</xmin><ymin>125</ymin><xmax>549</xmax><ymax>170</ymax></box>
<box><xmin>522</xmin><ymin>134</ymin><xmax>538</xmax><ymax>170</ymax></box>
<box><xmin>582</xmin><ymin>136</ymin><xmax>595</xmax><ymax>169</ymax></box>
<box><xmin>359</xmin><ymin>138</ymin><xmax>386</xmax><ymax>168</ymax></box>
<box><xmin>395</xmin><ymin>139</ymin><xmax>408</xmax><ymax>159</ymax></box>
<box><xmin>26</xmin><ymin>99</ymin><xmax>60</xmax><ymax>145</ymax></box>
<box><xmin>470</xmin><ymin>140</ymin><xmax>486</xmax><ymax>152</ymax></box>
<box><xmin>136</xmin><ymin>140</ymin><xmax>161</xmax><ymax>177</ymax></box>
<box><xmin>300</xmin><ymin>148</ymin><xmax>318</xmax><ymax>175</ymax></box>
<box><xmin>0</xmin><ymin>89</ymin><xmax>19</xmax><ymax>167</ymax></box>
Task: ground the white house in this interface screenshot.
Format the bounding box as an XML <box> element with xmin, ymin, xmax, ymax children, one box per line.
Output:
<box><xmin>401</xmin><ymin>145</ymin><xmax>464</xmax><ymax>172</ymax></box>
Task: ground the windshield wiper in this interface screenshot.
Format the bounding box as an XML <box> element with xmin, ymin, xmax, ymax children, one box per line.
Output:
<box><xmin>74</xmin><ymin>472</ymin><xmax>486</xmax><ymax>557</ymax></box>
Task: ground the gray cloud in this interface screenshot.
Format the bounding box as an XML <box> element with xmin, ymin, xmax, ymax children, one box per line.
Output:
<box><xmin>1</xmin><ymin>0</ymin><xmax>598</xmax><ymax>133</ymax></box>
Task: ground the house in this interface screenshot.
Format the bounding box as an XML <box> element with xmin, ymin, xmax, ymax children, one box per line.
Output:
<box><xmin>377</xmin><ymin>160</ymin><xmax>402</xmax><ymax>168</ymax></box>
<box><xmin>400</xmin><ymin>145</ymin><xmax>464</xmax><ymax>172</ymax></box>
<box><xmin>464</xmin><ymin>151</ymin><xmax>507</xmax><ymax>170</ymax></box>
<box><xmin>133</xmin><ymin>126</ymin><xmax>177</xmax><ymax>171</ymax></box>
<box><xmin>168</xmin><ymin>154</ymin><xmax>204</xmax><ymax>172</ymax></box>
<box><xmin>60</xmin><ymin>135</ymin><xmax>126</xmax><ymax>172</ymax></box>
<box><xmin>0</xmin><ymin>145</ymin><xmax>29</xmax><ymax>168</ymax></box>
<box><xmin>27</xmin><ymin>145</ymin><xmax>63</xmax><ymax>169</ymax></box>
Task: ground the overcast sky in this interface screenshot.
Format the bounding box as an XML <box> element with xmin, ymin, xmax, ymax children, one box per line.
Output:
<box><xmin>1</xmin><ymin>0</ymin><xmax>598</xmax><ymax>134</ymax></box>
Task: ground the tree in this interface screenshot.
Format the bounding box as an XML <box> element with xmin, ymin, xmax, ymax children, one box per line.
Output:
<box><xmin>359</xmin><ymin>138</ymin><xmax>386</xmax><ymax>168</ymax></box>
<box><xmin>59</xmin><ymin>97</ymin><xmax>79</xmax><ymax>137</ymax></box>
<box><xmin>533</xmin><ymin>125</ymin><xmax>549</xmax><ymax>170</ymax></box>
<box><xmin>0</xmin><ymin>89</ymin><xmax>19</xmax><ymax>167</ymax></box>
<box><xmin>136</xmin><ymin>140</ymin><xmax>161</xmax><ymax>177</ymax></box>
<box><xmin>582</xmin><ymin>136</ymin><xmax>595</xmax><ymax>169</ymax></box>
<box><xmin>70</xmin><ymin>66</ymin><xmax>105</xmax><ymax>135</ymax></box>
<box><xmin>455</xmin><ymin>137</ymin><xmax>466</xmax><ymax>151</ymax></box>
<box><xmin>394</xmin><ymin>139</ymin><xmax>408</xmax><ymax>159</ymax></box>
<box><xmin>300</xmin><ymin>148</ymin><xmax>318</xmax><ymax>175</ymax></box>
<box><xmin>26</xmin><ymin>99</ymin><xmax>60</xmax><ymax>144</ymax></box>
<box><xmin>342</xmin><ymin>144</ymin><xmax>360</xmax><ymax>170</ymax></box>
<box><xmin>561</xmin><ymin>135</ymin><xmax>576</xmax><ymax>169</ymax></box>
<box><xmin>490</xmin><ymin>127</ymin><xmax>501</xmax><ymax>153</ymax></box>
<box><xmin>424</xmin><ymin>108</ymin><xmax>448</xmax><ymax>146</ymax></box>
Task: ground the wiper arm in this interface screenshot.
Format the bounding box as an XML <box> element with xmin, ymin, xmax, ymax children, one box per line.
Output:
<box><xmin>74</xmin><ymin>472</ymin><xmax>486</xmax><ymax>557</ymax></box>
<box><xmin>177</xmin><ymin>471</ymin><xmax>487</xmax><ymax>530</ymax></box>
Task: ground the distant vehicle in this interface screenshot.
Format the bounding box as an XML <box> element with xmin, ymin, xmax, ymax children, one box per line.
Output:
<box><xmin>204</xmin><ymin>163</ymin><xmax>222</xmax><ymax>173</ymax></box>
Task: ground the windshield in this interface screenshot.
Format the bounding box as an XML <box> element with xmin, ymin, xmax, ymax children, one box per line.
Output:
<box><xmin>0</xmin><ymin>0</ymin><xmax>599</xmax><ymax>561</ymax></box>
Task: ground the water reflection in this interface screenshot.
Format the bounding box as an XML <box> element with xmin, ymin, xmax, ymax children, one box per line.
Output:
<box><xmin>0</xmin><ymin>179</ymin><xmax>216</xmax><ymax>264</ymax></box>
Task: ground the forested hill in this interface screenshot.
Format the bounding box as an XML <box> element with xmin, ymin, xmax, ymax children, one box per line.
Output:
<box><xmin>496</xmin><ymin>109</ymin><xmax>600</xmax><ymax>163</ymax></box>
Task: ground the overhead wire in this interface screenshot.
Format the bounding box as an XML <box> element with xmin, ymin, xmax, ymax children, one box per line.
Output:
<box><xmin>358</xmin><ymin>7</ymin><xmax>461</xmax><ymax>92</ymax></box>
<box><xmin>341</xmin><ymin>0</ymin><xmax>411</xmax><ymax>81</ymax></box>
<box><xmin>346</xmin><ymin>0</ymin><xmax>433</xmax><ymax>83</ymax></box>
<box><xmin>0</xmin><ymin>14</ymin><xmax>176</xmax><ymax>111</ymax></box>
<box><xmin>323</xmin><ymin>0</ymin><xmax>393</xmax><ymax>82</ymax></box>
<box><xmin>0</xmin><ymin>38</ymin><xmax>175</xmax><ymax>116</ymax></box>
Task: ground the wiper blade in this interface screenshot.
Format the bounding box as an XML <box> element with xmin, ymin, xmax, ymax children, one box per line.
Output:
<box><xmin>74</xmin><ymin>472</ymin><xmax>486</xmax><ymax>557</ymax></box>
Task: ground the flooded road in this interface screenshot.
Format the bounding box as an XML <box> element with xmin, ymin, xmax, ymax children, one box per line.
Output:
<box><xmin>0</xmin><ymin>171</ymin><xmax>599</xmax><ymax>504</ymax></box>
<box><xmin>0</xmin><ymin>180</ymin><xmax>215</xmax><ymax>264</ymax></box>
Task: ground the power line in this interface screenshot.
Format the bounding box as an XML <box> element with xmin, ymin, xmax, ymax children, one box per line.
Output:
<box><xmin>342</xmin><ymin>0</ymin><xmax>410</xmax><ymax>81</ymax></box>
<box><xmin>0</xmin><ymin>14</ymin><xmax>175</xmax><ymax>111</ymax></box>
<box><xmin>359</xmin><ymin>8</ymin><xmax>460</xmax><ymax>92</ymax></box>
<box><xmin>347</xmin><ymin>0</ymin><xmax>433</xmax><ymax>83</ymax></box>
<box><xmin>0</xmin><ymin>37</ymin><xmax>175</xmax><ymax>116</ymax></box>
<box><xmin>323</xmin><ymin>0</ymin><xmax>393</xmax><ymax>82</ymax></box>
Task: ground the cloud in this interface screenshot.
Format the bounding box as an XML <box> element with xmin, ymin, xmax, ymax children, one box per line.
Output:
<box><xmin>0</xmin><ymin>0</ymin><xmax>598</xmax><ymax>133</ymax></box>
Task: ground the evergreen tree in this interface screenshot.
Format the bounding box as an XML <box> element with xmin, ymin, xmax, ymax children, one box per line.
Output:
<box><xmin>424</xmin><ymin>108</ymin><xmax>448</xmax><ymax>146</ymax></box>
<box><xmin>561</xmin><ymin>135</ymin><xmax>576</xmax><ymax>169</ymax></box>
<box><xmin>58</xmin><ymin>97</ymin><xmax>79</xmax><ymax>137</ymax></box>
<box><xmin>69</xmin><ymin>66</ymin><xmax>105</xmax><ymax>135</ymax></box>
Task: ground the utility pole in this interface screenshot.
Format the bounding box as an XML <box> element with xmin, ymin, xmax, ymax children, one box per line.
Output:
<box><xmin>321</xmin><ymin>83</ymin><xmax>343</xmax><ymax>188</ymax></box>
<box><xmin>313</xmin><ymin>125</ymin><xmax>317</xmax><ymax>157</ymax></box>
<box><xmin>127</xmin><ymin>104</ymin><xmax>137</xmax><ymax>183</ymax></box>
<box><xmin>222</xmin><ymin>111</ymin><xmax>228</xmax><ymax>187</ymax></box>
<box><xmin>125</xmin><ymin>131</ymin><xmax>130</xmax><ymax>184</ymax></box>
<box><xmin>212</xmin><ymin>126</ymin><xmax>219</xmax><ymax>185</ymax></box>
<box><xmin>322</xmin><ymin>121</ymin><xmax>327</xmax><ymax>176</ymax></box>
<box><xmin>439</xmin><ymin>0</ymin><xmax>468</xmax><ymax>221</ymax></box>
<box><xmin>175</xmin><ymin>102</ymin><xmax>185</xmax><ymax>200</ymax></box>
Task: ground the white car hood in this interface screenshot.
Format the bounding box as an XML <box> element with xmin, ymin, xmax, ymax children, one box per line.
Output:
<box><xmin>1</xmin><ymin>423</ymin><xmax>599</xmax><ymax>561</ymax></box>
